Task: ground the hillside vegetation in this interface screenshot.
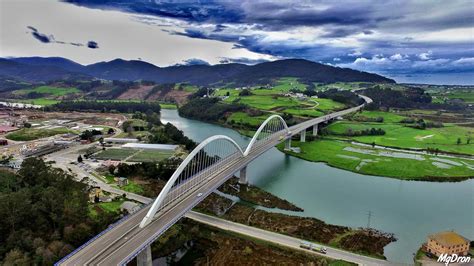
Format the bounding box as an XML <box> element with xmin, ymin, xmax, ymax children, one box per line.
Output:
<box><xmin>0</xmin><ymin>57</ymin><xmax>394</xmax><ymax>86</ymax></box>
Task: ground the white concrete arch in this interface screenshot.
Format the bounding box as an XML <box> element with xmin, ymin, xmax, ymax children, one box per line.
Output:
<box><xmin>140</xmin><ymin>135</ymin><xmax>244</xmax><ymax>228</ymax></box>
<box><xmin>243</xmin><ymin>114</ymin><xmax>289</xmax><ymax>156</ymax></box>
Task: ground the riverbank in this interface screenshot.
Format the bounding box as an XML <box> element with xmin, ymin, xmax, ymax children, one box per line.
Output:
<box><xmin>177</xmin><ymin>103</ymin><xmax>474</xmax><ymax>181</ymax></box>
<box><xmin>149</xmin><ymin>219</ymin><xmax>356</xmax><ymax>265</ymax></box>
<box><xmin>195</xmin><ymin>187</ymin><xmax>395</xmax><ymax>259</ymax></box>
<box><xmin>278</xmin><ymin>138</ymin><xmax>474</xmax><ymax>182</ymax></box>
<box><xmin>219</xmin><ymin>177</ymin><xmax>303</xmax><ymax>211</ymax></box>
<box><xmin>159</xmin><ymin>108</ymin><xmax>474</xmax><ymax>264</ymax></box>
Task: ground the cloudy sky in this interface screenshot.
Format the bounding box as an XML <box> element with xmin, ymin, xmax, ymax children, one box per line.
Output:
<box><xmin>1</xmin><ymin>0</ymin><xmax>473</xmax><ymax>84</ymax></box>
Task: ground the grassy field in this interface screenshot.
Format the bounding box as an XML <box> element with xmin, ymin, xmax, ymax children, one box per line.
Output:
<box><xmin>328</xmin><ymin>121</ymin><xmax>474</xmax><ymax>155</ymax></box>
<box><xmin>116</xmin><ymin>130</ymin><xmax>150</xmax><ymax>138</ymax></box>
<box><xmin>14</xmin><ymin>86</ymin><xmax>80</xmax><ymax>96</ymax></box>
<box><xmin>227</xmin><ymin>112</ymin><xmax>270</xmax><ymax>127</ymax></box>
<box><xmin>283</xmin><ymin>108</ymin><xmax>324</xmax><ymax>117</ymax></box>
<box><xmin>215</xmin><ymin>86</ymin><xmax>344</xmax><ymax>118</ymax></box>
<box><xmin>430</xmin><ymin>91</ymin><xmax>474</xmax><ymax>103</ymax></box>
<box><xmin>175</xmin><ymin>83</ymin><xmax>199</xmax><ymax>92</ymax></box>
<box><xmin>120</xmin><ymin>180</ymin><xmax>144</xmax><ymax>194</ymax></box>
<box><xmin>280</xmin><ymin>139</ymin><xmax>474</xmax><ymax>180</ymax></box>
<box><xmin>272</xmin><ymin>77</ymin><xmax>307</xmax><ymax>91</ymax></box>
<box><xmin>98</xmin><ymin>200</ymin><xmax>125</xmax><ymax>213</ymax></box>
<box><xmin>351</xmin><ymin>110</ymin><xmax>406</xmax><ymax>123</ymax></box>
<box><xmin>94</xmin><ymin>148</ymin><xmax>173</xmax><ymax>162</ymax></box>
<box><xmin>159</xmin><ymin>103</ymin><xmax>177</xmax><ymax>109</ymax></box>
<box><xmin>6</xmin><ymin>127</ymin><xmax>72</xmax><ymax>141</ymax></box>
<box><xmin>128</xmin><ymin>149</ymin><xmax>175</xmax><ymax>162</ymax></box>
<box><xmin>12</xmin><ymin>98</ymin><xmax>60</xmax><ymax>106</ymax></box>
<box><xmin>93</xmin><ymin>148</ymin><xmax>137</xmax><ymax>160</ymax></box>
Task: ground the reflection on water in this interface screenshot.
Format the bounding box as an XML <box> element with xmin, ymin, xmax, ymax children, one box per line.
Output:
<box><xmin>161</xmin><ymin>109</ymin><xmax>474</xmax><ymax>264</ymax></box>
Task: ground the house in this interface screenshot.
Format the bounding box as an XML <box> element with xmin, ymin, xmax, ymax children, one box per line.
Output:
<box><xmin>426</xmin><ymin>231</ymin><xmax>470</xmax><ymax>256</ymax></box>
<box><xmin>116</xmin><ymin>177</ymin><xmax>128</xmax><ymax>187</ymax></box>
<box><xmin>120</xmin><ymin>201</ymin><xmax>140</xmax><ymax>214</ymax></box>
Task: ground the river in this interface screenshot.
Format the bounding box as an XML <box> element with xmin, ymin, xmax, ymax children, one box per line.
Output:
<box><xmin>160</xmin><ymin>109</ymin><xmax>473</xmax><ymax>264</ymax></box>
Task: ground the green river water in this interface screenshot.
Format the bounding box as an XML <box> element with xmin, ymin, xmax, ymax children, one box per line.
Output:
<box><xmin>161</xmin><ymin>109</ymin><xmax>473</xmax><ymax>264</ymax></box>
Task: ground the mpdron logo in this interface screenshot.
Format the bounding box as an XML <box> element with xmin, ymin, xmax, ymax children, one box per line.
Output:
<box><xmin>437</xmin><ymin>254</ymin><xmax>471</xmax><ymax>266</ymax></box>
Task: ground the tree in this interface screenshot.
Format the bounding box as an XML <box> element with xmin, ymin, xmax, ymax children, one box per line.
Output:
<box><xmin>239</xmin><ymin>89</ymin><xmax>252</xmax><ymax>96</ymax></box>
<box><xmin>371</xmin><ymin>141</ymin><xmax>376</xmax><ymax>148</ymax></box>
<box><xmin>107</xmin><ymin>128</ymin><xmax>115</xmax><ymax>135</ymax></box>
<box><xmin>77</xmin><ymin>155</ymin><xmax>83</xmax><ymax>163</ymax></box>
<box><xmin>108</xmin><ymin>165</ymin><xmax>116</xmax><ymax>175</ymax></box>
<box><xmin>457</xmin><ymin>137</ymin><xmax>462</xmax><ymax>145</ymax></box>
<box><xmin>80</xmin><ymin>130</ymin><xmax>94</xmax><ymax>141</ymax></box>
<box><xmin>23</xmin><ymin>122</ymin><xmax>32</xmax><ymax>128</ymax></box>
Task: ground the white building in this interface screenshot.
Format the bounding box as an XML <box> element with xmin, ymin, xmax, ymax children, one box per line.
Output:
<box><xmin>121</xmin><ymin>143</ymin><xmax>178</xmax><ymax>151</ymax></box>
<box><xmin>104</xmin><ymin>138</ymin><xmax>139</xmax><ymax>143</ymax></box>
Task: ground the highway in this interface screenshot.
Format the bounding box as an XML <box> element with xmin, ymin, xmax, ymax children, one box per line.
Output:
<box><xmin>58</xmin><ymin>96</ymin><xmax>381</xmax><ymax>265</ymax></box>
<box><xmin>186</xmin><ymin>212</ymin><xmax>398</xmax><ymax>266</ymax></box>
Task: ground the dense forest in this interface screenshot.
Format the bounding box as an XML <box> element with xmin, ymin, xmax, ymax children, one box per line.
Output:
<box><xmin>361</xmin><ymin>86</ymin><xmax>469</xmax><ymax>111</ymax></box>
<box><xmin>316</xmin><ymin>88</ymin><xmax>365</xmax><ymax>107</ymax></box>
<box><xmin>46</xmin><ymin>100</ymin><xmax>161</xmax><ymax>113</ymax></box>
<box><xmin>178</xmin><ymin>98</ymin><xmax>245</xmax><ymax>122</ymax></box>
<box><xmin>0</xmin><ymin>158</ymin><xmax>116</xmax><ymax>265</ymax></box>
<box><xmin>148</xmin><ymin>122</ymin><xmax>197</xmax><ymax>150</ymax></box>
<box><xmin>128</xmin><ymin>110</ymin><xmax>196</xmax><ymax>150</ymax></box>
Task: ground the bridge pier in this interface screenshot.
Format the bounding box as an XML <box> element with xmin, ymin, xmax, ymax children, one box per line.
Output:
<box><xmin>312</xmin><ymin>124</ymin><xmax>318</xmax><ymax>136</ymax></box>
<box><xmin>284</xmin><ymin>138</ymin><xmax>291</xmax><ymax>150</ymax></box>
<box><xmin>239</xmin><ymin>165</ymin><xmax>248</xmax><ymax>185</ymax></box>
<box><xmin>137</xmin><ymin>245</ymin><xmax>152</xmax><ymax>266</ymax></box>
<box><xmin>300</xmin><ymin>129</ymin><xmax>306</xmax><ymax>142</ymax></box>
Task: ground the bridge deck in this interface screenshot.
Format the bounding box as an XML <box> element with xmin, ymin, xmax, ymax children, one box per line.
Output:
<box><xmin>59</xmin><ymin>97</ymin><xmax>371</xmax><ymax>265</ymax></box>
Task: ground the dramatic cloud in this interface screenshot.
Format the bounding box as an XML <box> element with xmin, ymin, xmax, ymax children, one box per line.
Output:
<box><xmin>4</xmin><ymin>0</ymin><xmax>473</xmax><ymax>84</ymax></box>
<box><xmin>87</xmin><ymin>41</ymin><xmax>99</xmax><ymax>49</ymax></box>
<box><xmin>219</xmin><ymin>57</ymin><xmax>270</xmax><ymax>65</ymax></box>
<box><xmin>27</xmin><ymin>26</ymin><xmax>54</xmax><ymax>43</ymax></box>
<box><xmin>62</xmin><ymin>0</ymin><xmax>473</xmax><ymax>84</ymax></box>
<box><xmin>26</xmin><ymin>26</ymin><xmax>99</xmax><ymax>49</ymax></box>
<box><xmin>176</xmin><ymin>58</ymin><xmax>210</xmax><ymax>66</ymax></box>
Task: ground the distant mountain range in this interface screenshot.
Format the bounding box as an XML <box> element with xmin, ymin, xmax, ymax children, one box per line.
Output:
<box><xmin>1</xmin><ymin>57</ymin><xmax>395</xmax><ymax>85</ymax></box>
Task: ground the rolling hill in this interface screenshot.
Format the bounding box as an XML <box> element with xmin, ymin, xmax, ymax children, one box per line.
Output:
<box><xmin>0</xmin><ymin>57</ymin><xmax>395</xmax><ymax>85</ymax></box>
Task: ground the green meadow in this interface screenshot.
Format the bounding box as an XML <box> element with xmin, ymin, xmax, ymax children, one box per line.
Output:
<box><xmin>93</xmin><ymin>149</ymin><xmax>137</xmax><ymax>161</ymax></box>
<box><xmin>14</xmin><ymin>98</ymin><xmax>60</xmax><ymax>106</ymax></box>
<box><xmin>216</xmin><ymin>84</ymin><xmax>345</xmax><ymax>118</ymax></box>
<box><xmin>128</xmin><ymin>150</ymin><xmax>175</xmax><ymax>162</ymax></box>
<box><xmin>328</xmin><ymin>121</ymin><xmax>474</xmax><ymax>155</ymax></box>
<box><xmin>14</xmin><ymin>86</ymin><xmax>80</xmax><ymax>96</ymax></box>
<box><xmin>227</xmin><ymin>112</ymin><xmax>269</xmax><ymax>127</ymax></box>
<box><xmin>280</xmin><ymin>139</ymin><xmax>474</xmax><ymax>181</ymax></box>
<box><xmin>6</xmin><ymin>127</ymin><xmax>73</xmax><ymax>141</ymax></box>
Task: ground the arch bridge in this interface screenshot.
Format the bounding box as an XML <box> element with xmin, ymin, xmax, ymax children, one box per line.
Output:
<box><xmin>58</xmin><ymin>95</ymin><xmax>371</xmax><ymax>266</ymax></box>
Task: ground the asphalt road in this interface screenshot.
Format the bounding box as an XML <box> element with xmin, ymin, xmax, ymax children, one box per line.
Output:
<box><xmin>186</xmin><ymin>211</ymin><xmax>399</xmax><ymax>266</ymax></box>
<box><xmin>58</xmin><ymin>96</ymin><xmax>385</xmax><ymax>265</ymax></box>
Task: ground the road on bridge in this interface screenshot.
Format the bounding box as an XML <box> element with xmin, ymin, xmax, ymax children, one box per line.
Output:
<box><xmin>57</xmin><ymin>95</ymin><xmax>387</xmax><ymax>266</ymax></box>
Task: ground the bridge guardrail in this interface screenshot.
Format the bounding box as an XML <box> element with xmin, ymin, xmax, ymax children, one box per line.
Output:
<box><xmin>54</xmin><ymin>201</ymin><xmax>153</xmax><ymax>265</ymax></box>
